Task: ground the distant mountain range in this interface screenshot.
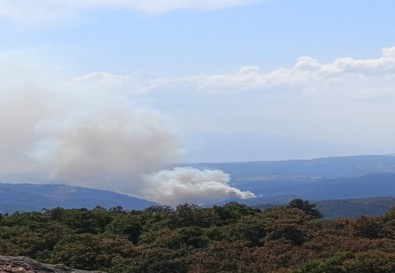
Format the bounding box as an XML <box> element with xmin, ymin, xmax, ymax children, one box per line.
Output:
<box><xmin>1</xmin><ymin>154</ymin><xmax>395</xmax><ymax>216</ymax></box>
<box><xmin>1</xmin><ymin>182</ymin><xmax>394</xmax><ymax>219</ymax></box>
<box><xmin>185</xmin><ymin>154</ymin><xmax>395</xmax><ymax>179</ymax></box>
<box><xmin>0</xmin><ymin>183</ymin><xmax>156</xmax><ymax>214</ymax></box>
<box><xmin>185</xmin><ymin>155</ymin><xmax>395</xmax><ymax>202</ymax></box>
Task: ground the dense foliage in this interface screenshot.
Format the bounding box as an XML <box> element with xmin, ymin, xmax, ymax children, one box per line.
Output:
<box><xmin>1</xmin><ymin>200</ymin><xmax>395</xmax><ymax>273</ymax></box>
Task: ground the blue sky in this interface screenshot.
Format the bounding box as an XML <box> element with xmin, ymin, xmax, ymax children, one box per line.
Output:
<box><xmin>1</xmin><ymin>0</ymin><xmax>395</xmax><ymax>166</ymax></box>
<box><xmin>3</xmin><ymin>1</ymin><xmax>395</xmax><ymax>74</ymax></box>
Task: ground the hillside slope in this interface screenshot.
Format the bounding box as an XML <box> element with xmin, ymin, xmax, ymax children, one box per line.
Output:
<box><xmin>0</xmin><ymin>183</ymin><xmax>156</xmax><ymax>213</ymax></box>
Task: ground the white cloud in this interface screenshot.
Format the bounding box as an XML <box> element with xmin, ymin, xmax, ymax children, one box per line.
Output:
<box><xmin>70</xmin><ymin>46</ymin><xmax>395</xmax><ymax>151</ymax></box>
<box><xmin>76</xmin><ymin>46</ymin><xmax>395</xmax><ymax>97</ymax></box>
<box><xmin>191</xmin><ymin>46</ymin><xmax>395</xmax><ymax>93</ymax></box>
<box><xmin>0</xmin><ymin>0</ymin><xmax>260</xmax><ymax>23</ymax></box>
<box><xmin>72</xmin><ymin>72</ymin><xmax>172</xmax><ymax>95</ymax></box>
<box><xmin>141</xmin><ymin>167</ymin><xmax>255</xmax><ymax>205</ymax></box>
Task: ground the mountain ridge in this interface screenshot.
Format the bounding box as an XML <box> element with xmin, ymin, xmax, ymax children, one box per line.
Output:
<box><xmin>182</xmin><ymin>154</ymin><xmax>395</xmax><ymax>179</ymax></box>
<box><xmin>0</xmin><ymin>183</ymin><xmax>156</xmax><ymax>214</ymax></box>
<box><xmin>1</xmin><ymin>154</ymin><xmax>395</xmax><ymax>214</ymax></box>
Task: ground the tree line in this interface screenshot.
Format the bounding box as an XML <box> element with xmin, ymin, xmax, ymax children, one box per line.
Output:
<box><xmin>0</xmin><ymin>199</ymin><xmax>395</xmax><ymax>273</ymax></box>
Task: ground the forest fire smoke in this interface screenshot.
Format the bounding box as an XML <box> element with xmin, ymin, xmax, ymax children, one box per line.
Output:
<box><xmin>0</xmin><ymin>56</ymin><xmax>254</xmax><ymax>204</ymax></box>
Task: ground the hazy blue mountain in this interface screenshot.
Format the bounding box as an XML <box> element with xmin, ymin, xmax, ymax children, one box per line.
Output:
<box><xmin>2</xmin><ymin>155</ymin><xmax>395</xmax><ymax>213</ymax></box>
<box><xmin>241</xmin><ymin>173</ymin><xmax>395</xmax><ymax>199</ymax></box>
<box><xmin>0</xmin><ymin>183</ymin><xmax>156</xmax><ymax>214</ymax></box>
<box><xmin>185</xmin><ymin>155</ymin><xmax>395</xmax><ymax>180</ymax></box>
<box><xmin>182</xmin><ymin>155</ymin><xmax>395</xmax><ymax>202</ymax></box>
<box><xmin>212</xmin><ymin>173</ymin><xmax>395</xmax><ymax>206</ymax></box>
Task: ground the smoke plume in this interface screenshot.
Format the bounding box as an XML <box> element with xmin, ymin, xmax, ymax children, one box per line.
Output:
<box><xmin>141</xmin><ymin>167</ymin><xmax>255</xmax><ymax>205</ymax></box>
<box><xmin>0</xmin><ymin>54</ymin><xmax>254</xmax><ymax>204</ymax></box>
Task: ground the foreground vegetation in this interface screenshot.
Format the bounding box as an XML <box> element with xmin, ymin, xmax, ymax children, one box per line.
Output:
<box><xmin>1</xmin><ymin>200</ymin><xmax>395</xmax><ymax>273</ymax></box>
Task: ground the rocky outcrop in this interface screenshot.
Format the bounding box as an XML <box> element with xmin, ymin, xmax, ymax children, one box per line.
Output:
<box><xmin>0</xmin><ymin>256</ymin><xmax>105</xmax><ymax>273</ymax></box>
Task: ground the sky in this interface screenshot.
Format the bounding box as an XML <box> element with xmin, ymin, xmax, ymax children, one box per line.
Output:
<box><xmin>1</xmin><ymin>0</ymin><xmax>395</xmax><ymax>203</ymax></box>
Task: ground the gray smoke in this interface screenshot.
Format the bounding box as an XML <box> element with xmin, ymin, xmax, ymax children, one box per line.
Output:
<box><xmin>0</xmin><ymin>54</ymin><xmax>254</xmax><ymax>204</ymax></box>
<box><xmin>45</xmin><ymin>109</ymin><xmax>181</xmax><ymax>193</ymax></box>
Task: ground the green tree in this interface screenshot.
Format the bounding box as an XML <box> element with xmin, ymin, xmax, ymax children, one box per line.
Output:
<box><xmin>287</xmin><ymin>199</ymin><xmax>323</xmax><ymax>219</ymax></box>
<box><xmin>105</xmin><ymin>217</ymin><xmax>142</xmax><ymax>244</ymax></box>
<box><xmin>264</xmin><ymin>207</ymin><xmax>310</xmax><ymax>246</ymax></box>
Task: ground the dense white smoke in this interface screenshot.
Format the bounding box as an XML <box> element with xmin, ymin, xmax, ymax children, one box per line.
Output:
<box><xmin>141</xmin><ymin>167</ymin><xmax>255</xmax><ymax>205</ymax></box>
<box><xmin>0</xmin><ymin>54</ymin><xmax>254</xmax><ymax>204</ymax></box>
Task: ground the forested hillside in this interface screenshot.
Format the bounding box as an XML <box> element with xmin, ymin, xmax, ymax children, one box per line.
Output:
<box><xmin>1</xmin><ymin>201</ymin><xmax>395</xmax><ymax>273</ymax></box>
